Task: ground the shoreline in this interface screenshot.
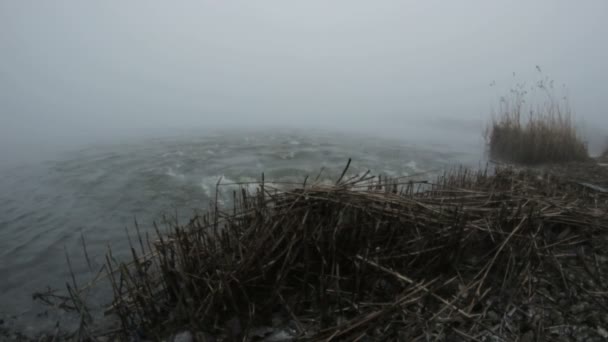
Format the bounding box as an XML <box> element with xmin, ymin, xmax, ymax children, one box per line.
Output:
<box><xmin>5</xmin><ymin>157</ymin><xmax>608</xmax><ymax>341</ymax></box>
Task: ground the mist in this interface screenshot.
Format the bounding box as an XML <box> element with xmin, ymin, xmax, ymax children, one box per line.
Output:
<box><xmin>4</xmin><ymin>2</ymin><xmax>608</xmax><ymax>336</ymax></box>
<box><xmin>1</xmin><ymin>0</ymin><xmax>607</xmax><ymax>165</ymax></box>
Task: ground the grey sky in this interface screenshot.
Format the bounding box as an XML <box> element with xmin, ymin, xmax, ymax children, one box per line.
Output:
<box><xmin>1</xmin><ymin>0</ymin><xmax>607</xmax><ymax>152</ymax></box>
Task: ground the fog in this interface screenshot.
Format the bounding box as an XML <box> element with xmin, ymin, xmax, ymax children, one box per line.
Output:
<box><xmin>1</xmin><ymin>0</ymin><xmax>607</xmax><ymax>165</ymax></box>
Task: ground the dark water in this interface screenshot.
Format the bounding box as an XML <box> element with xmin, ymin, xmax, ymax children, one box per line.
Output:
<box><xmin>0</xmin><ymin>129</ymin><xmax>481</xmax><ymax>335</ymax></box>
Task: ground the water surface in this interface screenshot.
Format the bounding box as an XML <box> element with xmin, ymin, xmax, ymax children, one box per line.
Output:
<box><xmin>0</xmin><ymin>129</ymin><xmax>481</xmax><ymax>334</ymax></box>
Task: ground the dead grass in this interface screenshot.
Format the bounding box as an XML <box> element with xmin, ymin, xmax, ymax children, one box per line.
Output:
<box><xmin>486</xmin><ymin>82</ymin><xmax>588</xmax><ymax>164</ymax></box>
<box><xmin>43</xmin><ymin>163</ymin><xmax>608</xmax><ymax>341</ymax></box>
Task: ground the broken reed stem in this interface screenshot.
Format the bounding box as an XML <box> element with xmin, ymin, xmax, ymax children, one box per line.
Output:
<box><xmin>51</xmin><ymin>165</ymin><xmax>608</xmax><ymax>341</ymax></box>
<box><xmin>354</xmin><ymin>255</ymin><xmax>474</xmax><ymax>320</ymax></box>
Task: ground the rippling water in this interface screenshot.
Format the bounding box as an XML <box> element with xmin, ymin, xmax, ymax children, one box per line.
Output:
<box><xmin>0</xmin><ymin>129</ymin><xmax>481</xmax><ymax>334</ymax></box>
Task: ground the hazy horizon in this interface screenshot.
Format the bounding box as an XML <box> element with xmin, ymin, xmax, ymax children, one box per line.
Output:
<box><xmin>1</xmin><ymin>1</ymin><xmax>607</xmax><ymax>165</ymax></box>
<box><xmin>2</xmin><ymin>2</ymin><xmax>608</xmax><ymax>334</ymax></box>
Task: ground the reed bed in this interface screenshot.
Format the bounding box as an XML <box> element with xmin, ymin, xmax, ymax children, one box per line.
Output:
<box><xmin>55</xmin><ymin>163</ymin><xmax>608</xmax><ymax>341</ymax></box>
<box><xmin>486</xmin><ymin>91</ymin><xmax>588</xmax><ymax>164</ymax></box>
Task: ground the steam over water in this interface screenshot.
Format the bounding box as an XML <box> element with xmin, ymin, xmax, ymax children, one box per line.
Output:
<box><xmin>0</xmin><ymin>129</ymin><xmax>481</xmax><ymax>334</ymax></box>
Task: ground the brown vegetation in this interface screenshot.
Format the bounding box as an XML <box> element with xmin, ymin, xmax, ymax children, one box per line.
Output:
<box><xmin>46</xmin><ymin>163</ymin><xmax>608</xmax><ymax>341</ymax></box>
<box><xmin>486</xmin><ymin>86</ymin><xmax>588</xmax><ymax>164</ymax></box>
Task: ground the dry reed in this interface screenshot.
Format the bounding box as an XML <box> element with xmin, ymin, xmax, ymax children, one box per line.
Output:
<box><xmin>50</xmin><ymin>162</ymin><xmax>606</xmax><ymax>341</ymax></box>
<box><xmin>486</xmin><ymin>82</ymin><xmax>588</xmax><ymax>164</ymax></box>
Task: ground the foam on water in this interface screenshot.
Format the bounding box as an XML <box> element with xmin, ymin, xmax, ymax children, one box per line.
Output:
<box><xmin>166</xmin><ymin>166</ymin><xmax>186</xmax><ymax>180</ymax></box>
<box><xmin>200</xmin><ymin>175</ymin><xmax>234</xmax><ymax>197</ymax></box>
<box><xmin>405</xmin><ymin>160</ymin><xmax>422</xmax><ymax>172</ymax></box>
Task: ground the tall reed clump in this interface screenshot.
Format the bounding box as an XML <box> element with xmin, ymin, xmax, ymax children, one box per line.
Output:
<box><xmin>486</xmin><ymin>74</ymin><xmax>588</xmax><ymax>164</ymax></box>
